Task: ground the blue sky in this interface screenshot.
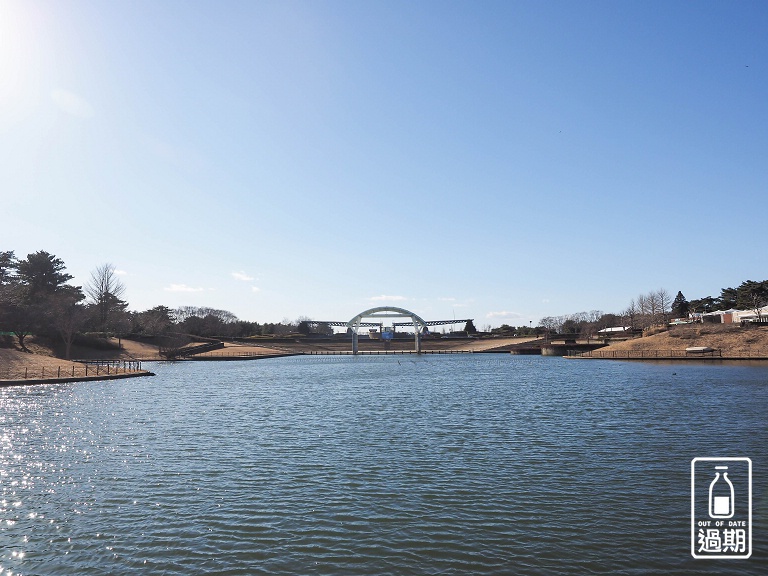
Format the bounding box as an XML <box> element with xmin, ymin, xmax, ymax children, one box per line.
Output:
<box><xmin>2</xmin><ymin>0</ymin><xmax>767</xmax><ymax>328</ymax></box>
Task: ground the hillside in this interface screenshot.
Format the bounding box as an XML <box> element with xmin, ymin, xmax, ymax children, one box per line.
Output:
<box><xmin>596</xmin><ymin>323</ymin><xmax>768</xmax><ymax>356</ymax></box>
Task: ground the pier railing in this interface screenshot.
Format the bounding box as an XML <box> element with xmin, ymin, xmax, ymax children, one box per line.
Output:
<box><xmin>1</xmin><ymin>360</ymin><xmax>145</xmax><ymax>381</ymax></box>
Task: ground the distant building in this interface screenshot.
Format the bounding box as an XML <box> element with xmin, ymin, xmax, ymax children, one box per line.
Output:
<box><xmin>733</xmin><ymin>306</ymin><xmax>768</xmax><ymax>323</ymax></box>
<box><xmin>598</xmin><ymin>326</ymin><xmax>632</xmax><ymax>334</ymax></box>
<box><xmin>689</xmin><ymin>307</ymin><xmax>768</xmax><ymax>324</ymax></box>
<box><xmin>597</xmin><ymin>326</ymin><xmax>633</xmax><ymax>340</ymax></box>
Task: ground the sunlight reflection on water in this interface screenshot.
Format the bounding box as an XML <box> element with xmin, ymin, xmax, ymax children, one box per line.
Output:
<box><xmin>1</xmin><ymin>356</ymin><xmax>766</xmax><ymax>575</ymax></box>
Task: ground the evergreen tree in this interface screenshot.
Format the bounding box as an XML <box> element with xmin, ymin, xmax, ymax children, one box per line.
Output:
<box><xmin>0</xmin><ymin>251</ymin><xmax>17</xmax><ymax>285</ymax></box>
<box><xmin>297</xmin><ymin>320</ymin><xmax>311</xmax><ymax>335</ymax></box>
<box><xmin>718</xmin><ymin>287</ymin><xmax>738</xmax><ymax>310</ymax></box>
<box><xmin>0</xmin><ymin>251</ymin><xmax>19</xmax><ymax>326</ymax></box>
<box><xmin>736</xmin><ymin>280</ymin><xmax>768</xmax><ymax>319</ymax></box>
<box><xmin>16</xmin><ymin>251</ymin><xmax>73</xmax><ymax>299</ymax></box>
<box><xmin>689</xmin><ymin>296</ymin><xmax>716</xmax><ymax>314</ymax></box>
<box><xmin>464</xmin><ymin>319</ymin><xmax>477</xmax><ymax>334</ymax></box>
<box><xmin>670</xmin><ymin>291</ymin><xmax>689</xmax><ymax>318</ymax></box>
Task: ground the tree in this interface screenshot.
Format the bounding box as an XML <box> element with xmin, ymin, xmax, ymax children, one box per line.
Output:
<box><xmin>587</xmin><ymin>310</ymin><xmax>604</xmax><ymax>323</ymax></box>
<box><xmin>636</xmin><ymin>294</ymin><xmax>648</xmax><ymax>317</ymax></box>
<box><xmin>670</xmin><ymin>291</ymin><xmax>689</xmax><ymax>318</ymax></box>
<box><xmin>646</xmin><ymin>291</ymin><xmax>660</xmax><ymax>322</ymax></box>
<box><xmin>689</xmin><ymin>296</ymin><xmax>717</xmax><ymax>314</ymax></box>
<box><xmin>261</xmin><ymin>323</ymin><xmax>275</xmax><ymax>336</ymax></box>
<box><xmin>736</xmin><ymin>280</ymin><xmax>768</xmax><ymax>320</ymax></box>
<box><xmin>491</xmin><ymin>324</ymin><xmax>515</xmax><ymax>335</ymax></box>
<box><xmin>628</xmin><ymin>289</ymin><xmax>672</xmax><ymax>328</ymax></box>
<box><xmin>175</xmin><ymin>306</ymin><xmax>240</xmax><ymax>337</ymax></box>
<box><xmin>597</xmin><ymin>313</ymin><xmax>621</xmax><ymax>330</ymax></box>
<box><xmin>656</xmin><ymin>288</ymin><xmax>672</xmax><ymax>323</ymax></box>
<box><xmin>297</xmin><ymin>320</ymin><xmax>311</xmax><ymax>335</ymax></box>
<box><xmin>539</xmin><ymin>316</ymin><xmax>560</xmax><ymax>333</ymax></box>
<box><xmin>464</xmin><ymin>320</ymin><xmax>477</xmax><ymax>334</ymax></box>
<box><xmin>134</xmin><ymin>306</ymin><xmax>174</xmax><ymax>335</ymax></box>
<box><xmin>0</xmin><ymin>250</ymin><xmax>17</xmax><ymax>285</ymax></box>
<box><xmin>718</xmin><ymin>287</ymin><xmax>738</xmax><ymax>310</ymax></box>
<box><xmin>0</xmin><ymin>251</ymin><xmax>19</xmax><ymax>330</ymax></box>
<box><xmin>3</xmin><ymin>299</ymin><xmax>40</xmax><ymax>351</ymax></box>
<box><xmin>16</xmin><ymin>251</ymin><xmax>73</xmax><ymax>298</ymax></box>
<box><xmin>314</xmin><ymin>322</ymin><xmax>333</xmax><ymax>336</ymax></box>
<box><xmin>47</xmin><ymin>289</ymin><xmax>88</xmax><ymax>359</ymax></box>
<box><xmin>624</xmin><ymin>299</ymin><xmax>638</xmax><ymax>329</ymax></box>
<box><xmin>85</xmin><ymin>263</ymin><xmax>128</xmax><ymax>333</ymax></box>
<box><xmin>561</xmin><ymin>319</ymin><xmax>580</xmax><ymax>334</ymax></box>
<box><xmin>2</xmin><ymin>252</ymin><xmax>79</xmax><ymax>349</ymax></box>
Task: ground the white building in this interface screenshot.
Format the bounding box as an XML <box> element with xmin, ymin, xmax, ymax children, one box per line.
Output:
<box><xmin>689</xmin><ymin>306</ymin><xmax>768</xmax><ymax>324</ymax></box>
<box><xmin>732</xmin><ymin>306</ymin><xmax>768</xmax><ymax>323</ymax></box>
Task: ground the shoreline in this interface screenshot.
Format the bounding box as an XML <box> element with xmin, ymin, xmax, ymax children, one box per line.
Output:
<box><xmin>2</xmin><ymin>327</ymin><xmax>766</xmax><ymax>383</ymax></box>
<box><xmin>0</xmin><ymin>369</ymin><xmax>155</xmax><ymax>387</ymax></box>
<box><xmin>566</xmin><ymin>355</ymin><xmax>768</xmax><ymax>361</ymax></box>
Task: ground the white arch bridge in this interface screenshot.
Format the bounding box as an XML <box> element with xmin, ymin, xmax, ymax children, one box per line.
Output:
<box><xmin>306</xmin><ymin>307</ymin><xmax>473</xmax><ymax>354</ymax></box>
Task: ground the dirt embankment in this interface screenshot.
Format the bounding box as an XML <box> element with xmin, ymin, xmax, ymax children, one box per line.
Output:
<box><xmin>233</xmin><ymin>336</ymin><xmax>537</xmax><ymax>354</ymax></box>
<box><xmin>1</xmin><ymin>348</ymin><xmax>85</xmax><ymax>380</ymax></box>
<box><xmin>0</xmin><ymin>336</ymin><xmax>161</xmax><ymax>381</ymax></box>
<box><xmin>597</xmin><ymin>324</ymin><xmax>768</xmax><ymax>356</ymax></box>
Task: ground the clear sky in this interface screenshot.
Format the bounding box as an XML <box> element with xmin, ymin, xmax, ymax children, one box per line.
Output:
<box><xmin>2</xmin><ymin>0</ymin><xmax>767</xmax><ymax>328</ymax></box>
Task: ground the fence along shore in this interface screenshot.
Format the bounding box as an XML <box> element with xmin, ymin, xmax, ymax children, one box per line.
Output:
<box><xmin>1</xmin><ymin>359</ymin><xmax>148</xmax><ymax>383</ymax></box>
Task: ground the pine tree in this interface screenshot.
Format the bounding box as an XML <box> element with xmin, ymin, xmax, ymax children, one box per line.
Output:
<box><xmin>670</xmin><ymin>291</ymin><xmax>689</xmax><ymax>318</ymax></box>
<box><xmin>16</xmin><ymin>251</ymin><xmax>73</xmax><ymax>298</ymax></box>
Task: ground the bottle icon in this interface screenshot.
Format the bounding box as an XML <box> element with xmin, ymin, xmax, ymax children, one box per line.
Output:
<box><xmin>709</xmin><ymin>465</ymin><xmax>734</xmax><ymax>518</ymax></box>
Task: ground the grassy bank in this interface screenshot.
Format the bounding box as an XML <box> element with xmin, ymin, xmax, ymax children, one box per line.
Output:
<box><xmin>593</xmin><ymin>323</ymin><xmax>768</xmax><ymax>358</ymax></box>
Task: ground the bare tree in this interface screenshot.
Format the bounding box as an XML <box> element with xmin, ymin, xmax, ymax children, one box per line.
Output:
<box><xmin>656</xmin><ymin>288</ymin><xmax>672</xmax><ymax>324</ymax></box>
<box><xmin>588</xmin><ymin>310</ymin><xmax>604</xmax><ymax>323</ymax></box>
<box><xmin>627</xmin><ymin>289</ymin><xmax>673</xmax><ymax>329</ymax></box>
<box><xmin>646</xmin><ymin>291</ymin><xmax>660</xmax><ymax>322</ymax></box>
<box><xmin>539</xmin><ymin>316</ymin><xmax>560</xmax><ymax>333</ymax></box>
<box><xmin>172</xmin><ymin>306</ymin><xmax>197</xmax><ymax>323</ymax></box>
<box><xmin>85</xmin><ymin>263</ymin><xmax>127</xmax><ymax>333</ymax></box>
<box><xmin>636</xmin><ymin>294</ymin><xmax>648</xmax><ymax>317</ymax></box>
<box><xmin>624</xmin><ymin>299</ymin><xmax>638</xmax><ymax>329</ymax></box>
<box><xmin>48</xmin><ymin>293</ymin><xmax>89</xmax><ymax>359</ymax></box>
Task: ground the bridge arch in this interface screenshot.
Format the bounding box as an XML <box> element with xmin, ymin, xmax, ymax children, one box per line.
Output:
<box><xmin>347</xmin><ymin>306</ymin><xmax>428</xmax><ymax>354</ymax></box>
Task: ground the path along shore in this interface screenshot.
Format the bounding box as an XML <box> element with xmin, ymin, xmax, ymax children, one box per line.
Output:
<box><xmin>569</xmin><ymin>323</ymin><xmax>768</xmax><ymax>360</ymax></box>
<box><xmin>3</xmin><ymin>325</ymin><xmax>766</xmax><ymax>385</ymax></box>
<box><xmin>0</xmin><ymin>348</ymin><xmax>154</xmax><ymax>386</ymax></box>
<box><xmin>0</xmin><ymin>337</ymin><xmax>532</xmax><ymax>385</ymax></box>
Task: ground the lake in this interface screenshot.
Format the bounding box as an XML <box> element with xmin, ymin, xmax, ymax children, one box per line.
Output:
<box><xmin>1</xmin><ymin>355</ymin><xmax>766</xmax><ymax>575</ymax></box>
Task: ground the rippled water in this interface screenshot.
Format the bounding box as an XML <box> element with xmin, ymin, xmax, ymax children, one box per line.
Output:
<box><xmin>1</xmin><ymin>355</ymin><xmax>766</xmax><ymax>575</ymax></box>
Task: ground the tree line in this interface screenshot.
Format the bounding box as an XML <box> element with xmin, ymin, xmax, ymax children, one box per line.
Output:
<box><xmin>0</xmin><ymin>250</ymin><xmax>322</xmax><ymax>358</ymax></box>
<box><xmin>534</xmin><ymin>281</ymin><xmax>768</xmax><ymax>339</ymax></box>
<box><xmin>686</xmin><ymin>280</ymin><xmax>768</xmax><ymax>318</ymax></box>
<box><xmin>4</xmin><ymin>250</ymin><xmax>767</xmax><ymax>355</ymax></box>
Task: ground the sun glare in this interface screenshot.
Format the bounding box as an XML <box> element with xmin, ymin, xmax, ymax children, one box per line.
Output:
<box><xmin>0</xmin><ymin>1</ymin><xmax>45</xmax><ymax>123</ymax></box>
